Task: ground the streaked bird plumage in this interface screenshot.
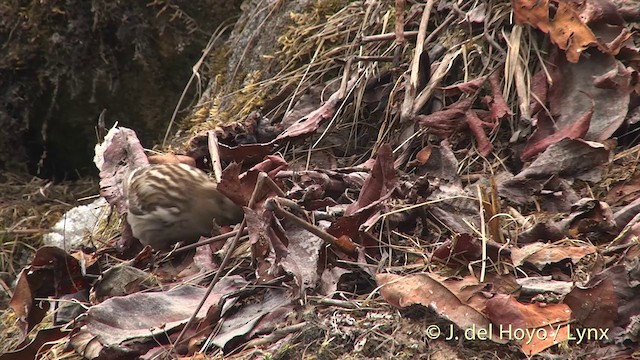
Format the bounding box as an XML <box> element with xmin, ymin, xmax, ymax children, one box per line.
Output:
<box><xmin>124</xmin><ymin>163</ymin><xmax>243</xmax><ymax>249</ymax></box>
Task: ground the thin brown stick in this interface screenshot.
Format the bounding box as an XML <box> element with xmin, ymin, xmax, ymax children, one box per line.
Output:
<box><xmin>243</xmin><ymin>322</ymin><xmax>308</xmax><ymax>348</ymax></box>
<box><xmin>338</xmin><ymin>57</ymin><xmax>353</xmax><ymax>99</ymax></box>
<box><xmin>352</xmin><ymin>55</ymin><xmax>395</xmax><ymax>62</ymax></box>
<box><xmin>0</xmin><ymin>229</ymin><xmax>53</xmax><ymax>235</ymax></box>
<box><xmin>395</xmin><ymin>0</ymin><xmax>405</xmax><ymax>44</ymax></box>
<box><xmin>360</xmin><ymin>31</ymin><xmax>418</xmax><ymax>43</ymax></box>
<box><xmin>172</xmin><ymin>229</ymin><xmax>248</xmax><ymax>254</ymax></box>
<box><xmin>266</xmin><ymin>198</ymin><xmax>339</xmax><ymax>248</ymax></box>
<box><xmin>265</xmin><ymin>196</ymin><xmax>359</xmax><ymax>256</ymax></box>
<box><xmin>394</xmin><ymin>0</ymin><xmax>405</xmax><ymax>66</ymax></box>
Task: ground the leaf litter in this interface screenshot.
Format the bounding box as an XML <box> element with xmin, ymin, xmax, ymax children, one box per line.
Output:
<box><xmin>2</xmin><ymin>0</ymin><xmax>640</xmax><ymax>359</ymax></box>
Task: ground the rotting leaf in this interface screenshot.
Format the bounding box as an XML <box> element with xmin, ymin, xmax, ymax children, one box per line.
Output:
<box><xmin>521</xmin><ymin>106</ymin><xmax>593</xmax><ymax>161</ymax></box>
<box><xmin>327</xmin><ymin>145</ymin><xmax>397</xmax><ymax>247</ymax></box>
<box><xmin>211</xmin><ymin>288</ymin><xmax>291</xmax><ymax>352</ymax></box>
<box><xmin>415</xmin><ymin>98</ymin><xmax>473</xmax><ymax>136</ymax></box>
<box><xmin>275</xmin><ymin>76</ymin><xmax>358</xmax><ymax>142</ymax></box>
<box><xmin>562</xmin><ymin>198</ymin><xmax>616</xmax><ymax>240</ymax></box>
<box><xmin>433</xmin><ymin>233</ymin><xmax>509</xmax><ymax>267</ymax></box>
<box><xmin>217</xmin><ymin>165</ymin><xmax>259</xmax><ymax>208</ymax></box>
<box><xmin>9</xmin><ymin>246</ymin><xmax>90</xmax><ymax>340</ymax></box>
<box><xmin>426</xmin><ymin>182</ymin><xmax>481</xmax><ymax>235</ymax></box>
<box><xmin>251</xmin><ymin>155</ymin><xmax>289</xmax><ymax>179</ymax></box>
<box><xmin>0</xmin><ymin>326</ymin><xmax>66</xmax><ymax>360</ymax></box>
<box><xmin>377</xmin><ymin>273</ymin><xmax>507</xmax><ymax>344</ymax></box>
<box><xmin>564</xmin><ymin>273</ymin><xmax>617</xmax><ymax>329</ymax></box>
<box><xmin>95</xmin><ymin>126</ymin><xmax>148</xmax><ymax>214</ymax></box>
<box><xmin>486</xmin><ymin>70</ymin><xmax>512</xmax><ymax>121</ymax></box>
<box><xmin>93</xmin><ymin>265</ymin><xmax>159</xmax><ymax>302</ymax></box>
<box><xmin>279</xmin><ymin>224</ymin><xmax>324</xmax><ymax>295</ymax></box>
<box><xmin>501</xmin><ymin>139</ymin><xmax>611</xmax><ymax>204</ymax></box>
<box><xmin>218</xmin><ymin>142</ymin><xmax>278</xmax><ymax>165</ymax></box>
<box><xmin>319</xmin><ymin>266</ymin><xmax>350</xmax><ymax>296</ymax></box>
<box><xmin>217</xmin><ymin>157</ymin><xmax>287</xmax><ymax>209</ymax></box>
<box><xmin>9</xmin><ymin>271</ymin><xmax>50</xmax><ymax>342</ymax></box>
<box><xmin>529</xmin><ymin>69</ymin><xmax>549</xmax><ymax>114</ymax></box>
<box><xmin>551</xmin><ymin>1</ymin><xmax>600</xmax><ymax>62</ymax></box>
<box><xmin>485</xmin><ymin>294</ymin><xmax>571</xmax><ymax>355</ymax></box>
<box><xmin>510</xmin><ymin>241</ymin><xmax>597</xmax><ymax>270</ymax></box>
<box><xmin>280</xmin><ymin>85</ymin><xmax>325</xmax><ymax>129</ymax></box>
<box><xmin>512</xmin><ymin>0</ymin><xmax>551</xmax><ymax>33</ymax></box>
<box><xmin>606</xmin><ymin>175</ymin><xmax>640</xmax><ymax>207</ymax></box>
<box><xmin>565</xmin><ymin>263</ymin><xmax>640</xmax><ymax>339</ymax></box>
<box><xmin>244</xmin><ymin>207</ymin><xmax>281</xmax><ymax>284</ymax></box>
<box><xmin>546</xmin><ymin>53</ymin><xmax>632</xmax><ymax>143</ymax></box>
<box><xmin>512</xmin><ymin>0</ymin><xmax>598</xmax><ymax>62</ymax></box>
<box><xmin>464</xmin><ymin>110</ymin><xmax>494</xmax><ymax>157</ymax></box>
<box><xmin>441</xmin><ymin>77</ymin><xmax>487</xmax><ymax>95</ymax></box>
<box><xmin>70</xmin><ymin>277</ymin><xmax>248</xmax><ymax>359</ymax></box>
<box><xmin>345</xmin><ymin>144</ymin><xmax>397</xmax><ymax>216</ymax></box>
<box><xmin>185</xmin><ymin>129</ymin><xmax>276</xmax><ymax>165</ymax></box>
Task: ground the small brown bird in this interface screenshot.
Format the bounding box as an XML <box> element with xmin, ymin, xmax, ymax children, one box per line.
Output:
<box><xmin>124</xmin><ymin>163</ymin><xmax>244</xmax><ymax>250</ymax></box>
